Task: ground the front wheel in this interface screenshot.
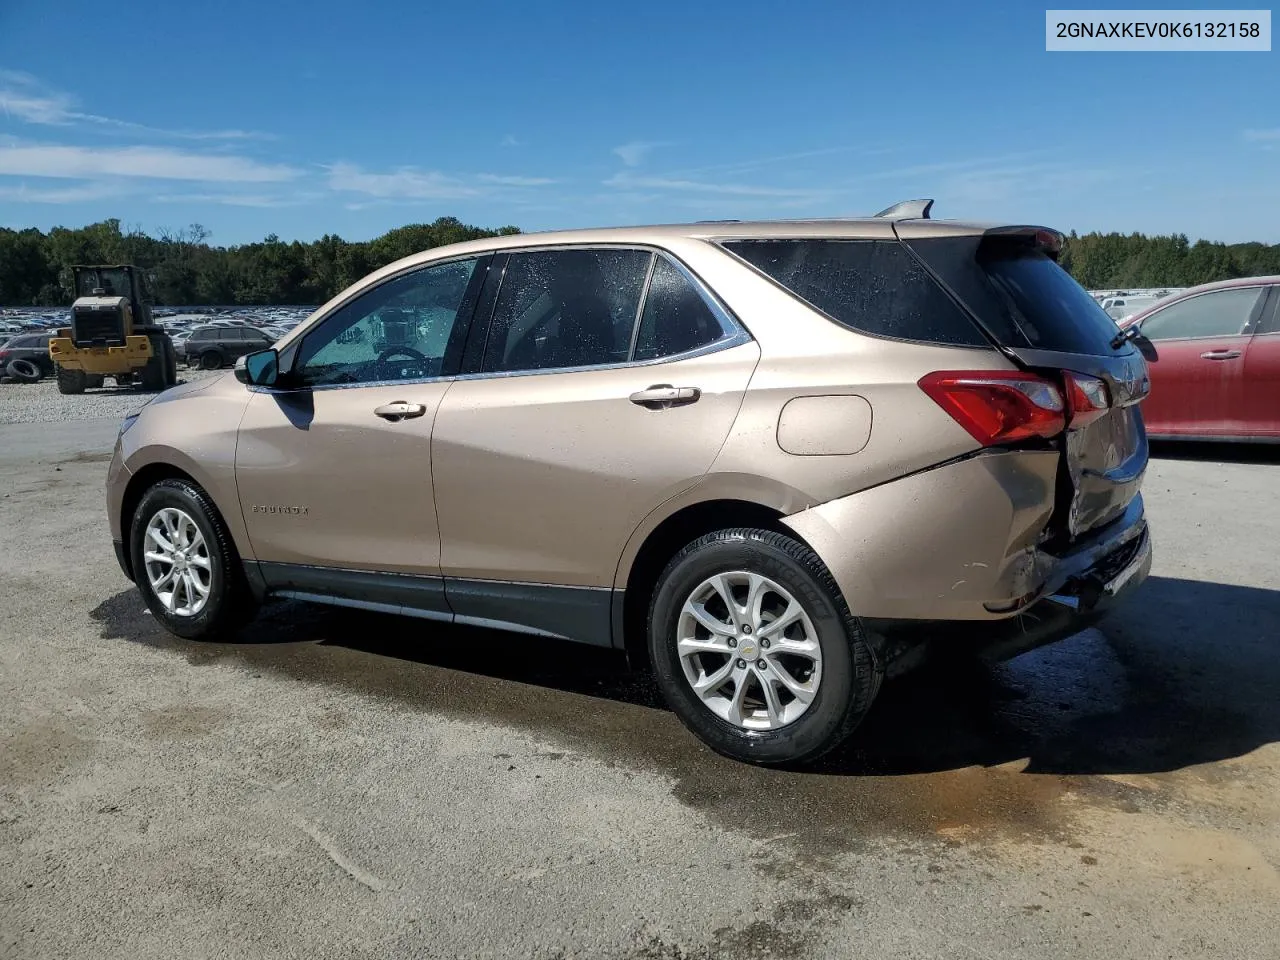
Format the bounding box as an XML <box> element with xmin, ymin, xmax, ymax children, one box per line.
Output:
<box><xmin>199</xmin><ymin>351</ymin><xmax>223</xmax><ymax>371</ymax></box>
<box><xmin>129</xmin><ymin>479</ymin><xmax>258</xmax><ymax>640</ymax></box>
<box><xmin>648</xmin><ymin>528</ymin><xmax>881</xmax><ymax>766</ymax></box>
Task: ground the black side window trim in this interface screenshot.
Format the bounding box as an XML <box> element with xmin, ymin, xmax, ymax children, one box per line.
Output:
<box><xmin>464</xmin><ymin>244</ymin><xmax>748</xmax><ymax>379</ymax></box>
<box><xmin>1253</xmin><ymin>285</ymin><xmax>1280</xmax><ymax>336</ymax></box>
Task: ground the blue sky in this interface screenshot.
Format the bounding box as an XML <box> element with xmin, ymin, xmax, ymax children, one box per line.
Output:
<box><xmin>1</xmin><ymin>0</ymin><xmax>1277</xmax><ymax>244</ymax></box>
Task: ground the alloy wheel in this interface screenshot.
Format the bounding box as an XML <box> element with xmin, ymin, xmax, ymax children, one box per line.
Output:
<box><xmin>143</xmin><ymin>507</ymin><xmax>212</xmax><ymax>617</ymax></box>
<box><xmin>676</xmin><ymin>571</ymin><xmax>822</xmax><ymax>731</ymax></box>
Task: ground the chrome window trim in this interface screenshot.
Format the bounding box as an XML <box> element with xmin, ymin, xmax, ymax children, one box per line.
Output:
<box><xmin>251</xmin><ymin>332</ymin><xmax>754</xmax><ymax>394</ymax></box>
<box><xmin>266</xmin><ymin>242</ymin><xmax>753</xmax><ymax>393</ymax></box>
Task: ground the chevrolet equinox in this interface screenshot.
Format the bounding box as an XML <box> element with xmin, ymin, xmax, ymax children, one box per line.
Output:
<box><xmin>106</xmin><ymin>200</ymin><xmax>1153</xmax><ymax>765</ymax></box>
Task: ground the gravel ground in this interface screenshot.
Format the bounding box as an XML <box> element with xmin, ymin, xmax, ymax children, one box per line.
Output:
<box><xmin>0</xmin><ymin>368</ymin><xmax>223</xmax><ymax>425</ymax></box>
<box><xmin>1</xmin><ymin>423</ymin><xmax>1278</xmax><ymax>960</ymax></box>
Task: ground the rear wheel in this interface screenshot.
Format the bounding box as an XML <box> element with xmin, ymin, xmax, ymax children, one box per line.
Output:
<box><xmin>648</xmin><ymin>528</ymin><xmax>881</xmax><ymax>766</ymax></box>
<box><xmin>199</xmin><ymin>351</ymin><xmax>223</xmax><ymax>371</ymax></box>
<box><xmin>162</xmin><ymin>338</ymin><xmax>178</xmax><ymax>386</ymax></box>
<box><xmin>56</xmin><ymin>366</ymin><xmax>86</xmax><ymax>394</ymax></box>
<box><xmin>140</xmin><ymin>335</ymin><xmax>168</xmax><ymax>390</ymax></box>
<box><xmin>129</xmin><ymin>479</ymin><xmax>258</xmax><ymax>640</ymax></box>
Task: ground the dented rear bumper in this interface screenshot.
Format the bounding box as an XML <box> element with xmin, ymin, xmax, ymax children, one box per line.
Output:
<box><xmin>782</xmin><ymin>449</ymin><xmax>1149</xmax><ymax>623</ymax></box>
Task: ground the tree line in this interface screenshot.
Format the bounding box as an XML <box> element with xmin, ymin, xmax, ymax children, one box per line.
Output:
<box><xmin>2</xmin><ymin>218</ymin><xmax>1278</xmax><ymax>307</ymax></box>
<box><xmin>0</xmin><ymin>217</ymin><xmax>520</xmax><ymax>307</ymax></box>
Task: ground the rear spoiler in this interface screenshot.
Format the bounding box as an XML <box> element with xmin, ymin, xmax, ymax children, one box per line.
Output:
<box><xmin>982</xmin><ymin>225</ymin><xmax>1066</xmax><ymax>260</ymax></box>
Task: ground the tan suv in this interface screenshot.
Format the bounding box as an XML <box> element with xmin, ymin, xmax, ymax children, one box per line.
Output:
<box><xmin>106</xmin><ymin>200</ymin><xmax>1153</xmax><ymax>765</ymax></box>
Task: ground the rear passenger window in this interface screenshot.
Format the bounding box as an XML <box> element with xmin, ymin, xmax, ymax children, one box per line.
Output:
<box><xmin>633</xmin><ymin>256</ymin><xmax>736</xmax><ymax>361</ymax></box>
<box><xmin>482</xmin><ymin>249</ymin><xmax>652</xmax><ymax>373</ymax></box>
<box><xmin>722</xmin><ymin>239</ymin><xmax>986</xmax><ymax>346</ymax></box>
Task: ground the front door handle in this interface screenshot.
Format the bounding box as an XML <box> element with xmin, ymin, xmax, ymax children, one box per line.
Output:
<box><xmin>629</xmin><ymin>384</ymin><xmax>701</xmax><ymax>409</ymax></box>
<box><xmin>1200</xmin><ymin>350</ymin><xmax>1242</xmax><ymax>360</ymax></box>
<box><xmin>374</xmin><ymin>401</ymin><xmax>427</xmax><ymax>422</ymax></box>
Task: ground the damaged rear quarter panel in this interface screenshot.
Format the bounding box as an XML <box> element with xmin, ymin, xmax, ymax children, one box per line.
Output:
<box><xmin>782</xmin><ymin>449</ymin><xmax>1059</xmax><ymax>621</ymax></box>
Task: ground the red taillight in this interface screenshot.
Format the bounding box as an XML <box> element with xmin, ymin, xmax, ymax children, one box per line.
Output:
<box><xmin>919</xmin><ymin>370</ymin><xmax>1066</xmax><ymax>446</ymax></box>
<box><xmin>1063</xmin><ymin>372</ymin><xmax>1110</xmax><ymax>427</ymax></box>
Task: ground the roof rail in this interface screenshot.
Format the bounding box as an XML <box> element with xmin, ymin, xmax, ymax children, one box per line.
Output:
<box><xmin>873</xmin><ymin>199</ymin><xmax>934</xmax><ymax>220</ymax></box>
<box><xmin>695</xmin><ymin>219</ymin><xmax>741</xmax><ymax>223</ymax></box>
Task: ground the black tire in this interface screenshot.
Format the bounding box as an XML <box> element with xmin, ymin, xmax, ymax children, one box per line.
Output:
<box><xmin>140</xmin><ymin>335</ymin><xmax>167</xmax><ymax>391</ymax></box>
<box><xmin>86</xmin><ymin>374</ymin><xmax>105</xmax><ymax>389</ymax></box>
<box><xmin>129</xmin><ymin>478</ymin><xmax>258</xmax><ymax>640</ymax></box>
<box><xmin>647</xmin><ymin>528</ymin><xmax>882</xmax><ymax>767</ymax></box>
<box><xmin>56</xmin><ymin>366</ymin><xmax>86</xmax><ymax>394</ymax></box>
<box><xmin>6</xmin><ymin>358</ymin><xmax>42</xmax><ymax>383</ymax></box>
<box><xmin>199</xmin><ymin>351</ymin><xmax>223</xmax><ymax>371</ymax></box>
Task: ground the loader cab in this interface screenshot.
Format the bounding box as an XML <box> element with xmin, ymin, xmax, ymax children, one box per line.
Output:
<box><xmin>68</xmin><ymin>265</ymin><xmax>156</xmax><ymax>346</ymax></box>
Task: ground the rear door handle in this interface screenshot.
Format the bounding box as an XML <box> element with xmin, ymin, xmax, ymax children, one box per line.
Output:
<box><xmin>1200</xmin><ymin>350</ymin><xmax>1242</xmax><ymax>360</ymax></box>
<box><xmin>629</xmin><ymin>384</ymin><xmax>701</xmax><ymax>409</ymax></box>
<box><xmin>374</xmin><ymin>401</ymin><xmax>427</xmax><ymax>421</ymax></box>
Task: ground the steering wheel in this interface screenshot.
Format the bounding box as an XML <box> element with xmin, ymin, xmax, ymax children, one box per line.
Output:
<box><xmin>376</xmin><ymin>346</ymin><xmax>429</xmax><ymax>365</ymax></box>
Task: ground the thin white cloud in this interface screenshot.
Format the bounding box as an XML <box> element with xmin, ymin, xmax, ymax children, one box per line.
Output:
<box><xmin>476</xmin><ymin>173</ymin><xmax>557</xmax><ymax>186</ymax></box>
<box><xmin>612</xmin><ymin>141</ymin><xmax>669</xmax><ymax>167</ymax></box>
<box><xmin>0</xmin><ymin>72</ymin><xmax>273</xmax><ymax>141</ymax></box>
<box><xmin>325</xmin><ymin>163</ymin><xmax>480</xmax><ymax>199</ymax></box>
<box><xmin>1243</xmin><ymin>128</ymin><xmax>1280</xmax><ymax>142</ymax></box>
<box><xmin>853</xmin><ymin>151</ymin><xmax>1048</xmax><ymax>183</ymax></box>
<box><xmin>327</xmin><ymin>163</ymin><xmax>559</xmax><ymax>198</ymax></box>
<box><xmin>0</xmin><ymin>143</ymin><xmax>299</xmax><ymax>182</ymax></box>
<box><xmin>500</xmin><ymin>134</ymin><xmax>523</xmax><ymax>147</ymax></box>
<box><xmin>152</xmin><ymin>192</ymin><xmax>321</xmax><ymax>208</ymax></box>
<box><xmin>0</xmin><ymin>181</ymin><xmax>126</xmax><ymax>204</ymax></box>
<box><xmin>604</xmin><ymin>172</ymin><xmax>820</xmax><ymax>199</ymax></box>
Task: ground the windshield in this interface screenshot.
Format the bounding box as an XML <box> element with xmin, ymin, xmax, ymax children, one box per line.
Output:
<box><xmin>76</xmin><ymin>267</ymin><xmax>135</xmax><ymax>300</ymax></box>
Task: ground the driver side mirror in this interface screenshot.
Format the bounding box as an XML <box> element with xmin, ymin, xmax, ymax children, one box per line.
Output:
<box><xmin>235</xmin><ymin>349</ymin><xmax>279</xmax><ymax>387</ymax></box>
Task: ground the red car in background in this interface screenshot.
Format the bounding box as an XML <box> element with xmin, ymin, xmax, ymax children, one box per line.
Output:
<box><xmin>1121</xmin><ymin>276</ymin><xmax>1280</xmax><ymax>441</ymax></box>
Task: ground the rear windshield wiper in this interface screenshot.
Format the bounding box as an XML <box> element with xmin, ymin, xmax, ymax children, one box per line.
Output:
<box><xmin>1110</xmin><ymin>324</ymin><xmax>1141</xmax><ymax>350</ymax></box>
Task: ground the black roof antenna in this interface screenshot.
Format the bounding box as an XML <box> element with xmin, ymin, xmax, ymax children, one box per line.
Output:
<box><xmin>873</xmin><ymin>199</ymin><xmax>934</xmax><ymax>220</ymax></box>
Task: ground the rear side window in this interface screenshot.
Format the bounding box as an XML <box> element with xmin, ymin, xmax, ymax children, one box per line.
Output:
<box><xmin>633</xmin><ymin>256</ymin><xmax>736</xmax><ymax>361</ymax></box>
<box><xmin>482</xmin><ymin>249</ymin><xmax>652</xmax><ymax>373</ymax></box>
<box><xmin>721</xmin><ymin>239</ymin><xmax>986</xmax><ymax>346</ymax></box>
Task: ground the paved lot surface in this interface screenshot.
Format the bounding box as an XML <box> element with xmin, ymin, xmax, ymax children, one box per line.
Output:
<box><xmin>1</xmin><ymin>415</ymin><xmax>1277</xmax><ymax>960</ymax></box>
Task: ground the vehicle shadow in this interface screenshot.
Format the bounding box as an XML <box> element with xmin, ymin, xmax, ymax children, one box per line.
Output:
<box><xmin>90</xmin><ymin>574</ymin><xmax>1280</xmax><ymax>782</ymax></box>
<box><xmin>1149</xmin><ymin>439</ymin><xmax>1280</xmax><ymax>465</ymax></box>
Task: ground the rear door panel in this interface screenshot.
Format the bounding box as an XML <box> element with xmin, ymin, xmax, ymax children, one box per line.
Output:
<box><xmin>433</xmin><ymin>342</ymin><xmax>760</xmax><ymax>586</ymax></box>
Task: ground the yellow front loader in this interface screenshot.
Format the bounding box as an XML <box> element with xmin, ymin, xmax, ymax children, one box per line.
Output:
<box><xmin>47</xmin><ymin>265</ymin><xmax>177</xmax><ymax>394</ymax></box>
